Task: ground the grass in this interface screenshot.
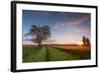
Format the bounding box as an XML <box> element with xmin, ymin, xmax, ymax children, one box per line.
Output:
<box><xmin>33</xmin><ymin>47</ymin><xmax>47</xmax><ymax>62</ymax></box>
<box><xmin>47</xmin><ymin>47</ymin><xmax>77</xmax><ymax>61</ymax></box>
<box><xmin>23</xmin><ymin>46</ymin><xmax>41</xmax><ymax>62</ymax></box>
<box><xmin>22</xmin><ymin>45</ymin><xmax>90</xmax><ymax>63</ymax></box>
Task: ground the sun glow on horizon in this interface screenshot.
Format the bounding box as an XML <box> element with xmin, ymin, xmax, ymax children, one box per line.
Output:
<box><xmin>77</xmin><ymin>42</ymin><xmax>83</xmax><ymax>46</ymax></box>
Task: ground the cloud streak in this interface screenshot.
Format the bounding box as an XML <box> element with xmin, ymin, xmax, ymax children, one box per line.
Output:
<box><xmin>51</xmin><ymin>15</ymin><xmax>90</xmax><ymax>29</ymax></box>
<box><xmin>66</xmin><ymin>15</ymin><xmax>90</xmax><ymax>25</ymax></box>
<box><xmin>65</xmin><ymin>27</ymin><xmax>90</xmax><ymax>34</ymax></box>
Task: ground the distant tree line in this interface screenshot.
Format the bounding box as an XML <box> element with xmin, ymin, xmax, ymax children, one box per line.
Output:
<box><xmin>82</xmin><ymin>36</ymin><xmax>91</xmax><ymax>46</ymax></box>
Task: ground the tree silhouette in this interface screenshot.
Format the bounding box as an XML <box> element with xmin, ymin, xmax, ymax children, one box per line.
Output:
<box><xmin>82</xmin><ymin>36</ymin><xmax>86</xmax><ymax>45</ymax></box>
<box><xmin>82</xmin><ymin>36</ymin><xmax>91</xmax><ymax>46</ymax></box>
<box><xmin>25</xmin><ymin>25</ymin><xmax>51</xmax><ymax>48</ymax></box>
<box><xmin>85</xmin><ymin>38</ymin><xmax>91</xmax><ymax>46</ymax></box>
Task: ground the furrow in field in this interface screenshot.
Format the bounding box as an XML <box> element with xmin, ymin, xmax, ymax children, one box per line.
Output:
<box><xmin>47</xmin><ymin>47</ymin><xmax>79</xmax><ymax>61</ymax></box>
<box><xmin>33</xmin><ymin>47</ymin><xmax>47</xmax><ymax>62</ymax></box>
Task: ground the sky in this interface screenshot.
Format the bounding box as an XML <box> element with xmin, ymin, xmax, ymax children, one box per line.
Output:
<box><xmin>22</xmin><ymin>10</ymin><xmax>91</xmax><ymax>45</ymax></box>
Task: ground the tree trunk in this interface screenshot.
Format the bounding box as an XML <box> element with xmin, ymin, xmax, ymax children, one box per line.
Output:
<box><xmin>38</xmin><ymin>41</ymin><xmax>42</xmax><ymax>48</ymax></box>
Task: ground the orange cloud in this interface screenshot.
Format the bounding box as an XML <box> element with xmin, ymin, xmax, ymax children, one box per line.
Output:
<box><xmin>75</xmin><ymin>28</ymin><xmax>90</xmax><ymax>33</ymax></box>
<box><xmin>79</xmin><ymin>28</ymin><xmax>90</xmax><ymax>33</ymax></box>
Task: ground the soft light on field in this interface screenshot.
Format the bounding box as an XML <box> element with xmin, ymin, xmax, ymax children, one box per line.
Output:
<box><xmin>78</xmin><ymin>42</ymin><xmax>83</xmax><ymax>46</ymax></box>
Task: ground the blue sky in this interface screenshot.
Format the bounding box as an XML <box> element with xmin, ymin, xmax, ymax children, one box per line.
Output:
<box><xmin>22</xmin><ymin>10</ymin><xmax>91</xmax><ymax>45</ymax></box>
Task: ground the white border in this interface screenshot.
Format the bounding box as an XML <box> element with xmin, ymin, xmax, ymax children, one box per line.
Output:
<box><xmin>16</xmin><ymin>3</ymin><xmax>96</xmax><ymax>70</ymax></box>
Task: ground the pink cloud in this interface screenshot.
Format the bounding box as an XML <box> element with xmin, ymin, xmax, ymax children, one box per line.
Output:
<box><xmin>51</xmin><ymin>15</ymin><xmax>90</xmax><ymax>30</ymax></box>
<box><xmin>79</xmin><ymin>28</ymin><xmax>90</xmax><ymax>33</ymax></box>
<box><xmin>66</xmin><ymin>15</ymin><xmax>90</xmax><ymax>25</ymax></box>
<box><xmin>69</xmin><ymin>28</ymin><xmax>90</xmax><ymax>33</ymax></box>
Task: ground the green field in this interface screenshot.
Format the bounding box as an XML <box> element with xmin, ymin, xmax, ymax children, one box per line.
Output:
<box><xmin>23</xmin><ymin>46</ymin><xmax>90</xmax><ymax>63</ymax></box>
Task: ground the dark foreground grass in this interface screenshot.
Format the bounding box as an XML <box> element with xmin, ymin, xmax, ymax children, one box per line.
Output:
<box><xmin>23</xmin><ymin>46</ymin><xmax>41</xmax><ymax>62</ymax></box>
<box><xmin>23</xmin><ymin>46</ymin><xmax>90</xmax><ymax>63</ymax></box>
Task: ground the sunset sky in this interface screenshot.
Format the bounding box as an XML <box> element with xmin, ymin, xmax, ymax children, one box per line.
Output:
<box><xmin>22</xmin><ymin>10</ymin><xmax>91</xmax><ymax>45</ymax></box>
